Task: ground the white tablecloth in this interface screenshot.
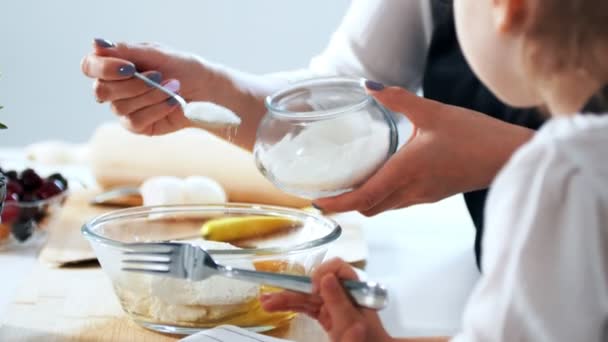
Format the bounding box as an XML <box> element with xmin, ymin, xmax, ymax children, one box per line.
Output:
<box><xmin>0</xmin><ymin>151</ymin><xmax>479</xmax><ymax>338</ymax></box>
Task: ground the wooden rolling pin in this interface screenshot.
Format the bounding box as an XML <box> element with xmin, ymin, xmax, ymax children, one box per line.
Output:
<box><xmin>88</xmin><ymin>122</ymin><xmax>309</xmax><ymax>208</ymax></box>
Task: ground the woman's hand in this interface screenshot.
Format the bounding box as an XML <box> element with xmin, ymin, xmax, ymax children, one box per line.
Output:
<box><xmin>313</xmin><ymin>81</ymin><xmax>534</xmax><ymax>216</ymax></box>
<box><xmin>81</xmin><ymin>38</ymin><xmax>209</xmax><ymax>135</ymax></box>
<box><xmin>260</xmin><ymin>258</ymin><xmax>392</xmax><ymax>342</ymax></box>
<box><xmin>81</xmin><ymin>38</ymin><xmax>225</xmax><ymax>135</ymax></box>
<box><xmin>81</xmin><ymin>38</ymin><xmax>273</xmax><ymax>150</ymax></box>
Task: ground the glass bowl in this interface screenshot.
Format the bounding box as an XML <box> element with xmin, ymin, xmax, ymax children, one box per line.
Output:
<box><xmin>254</xmin><ymin>77</ymin><xmax>400</xmax><ymax>199</ymax></box>
<box><xmin>0</xmin><ymin>156</ymin><xmax>71</xmax><ymax>250</ymax></box>
<box><xmin>0</xmin><ymin>191</ymin><xmax>68</xmax><ymax>249</ymax></box>
<box><xmin>81</xmin><ymin>203</ymin><xmax>341</xmax><ymax>335</ymax></box>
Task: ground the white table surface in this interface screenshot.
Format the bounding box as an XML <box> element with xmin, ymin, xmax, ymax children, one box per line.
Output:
<box><xmin>0</xmin><ymin>150</ymin><xmax>479</xmax><ymax>338</ymax></box>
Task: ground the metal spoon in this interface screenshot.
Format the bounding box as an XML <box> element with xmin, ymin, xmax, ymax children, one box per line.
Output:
<box><xmin>133</xmin><ymin>72</ymin><xmax>241</xmax><ymax>128</ymax></box>
<box><xmin>89</xmin><ymin>186</ymin><xmax>142</xmax><ymax>206</ymax></box>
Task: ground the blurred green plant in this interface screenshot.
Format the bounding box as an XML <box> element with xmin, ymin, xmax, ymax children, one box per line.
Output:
<box><xmin>0</xmin><ymin>72</ymin><xmax>6</xmax><ymax>129</ymax></box>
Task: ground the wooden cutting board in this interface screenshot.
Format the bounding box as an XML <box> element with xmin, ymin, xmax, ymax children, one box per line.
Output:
<box><xmin>38</xmin><ymin>190</ymin><xmax>109</xmax><ymax>266</ymax></box>
<box><xmin>39</xmin><ymin>190</ymin><xmax>368</xmax><ymax>268</ymax></box>
<box><xmin>0</xmin><ymin>261</ymin><xmax>328</xmax><ymax>342</ymax></box>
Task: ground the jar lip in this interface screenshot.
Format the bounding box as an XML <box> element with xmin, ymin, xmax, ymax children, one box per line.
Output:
<box><xmin>265</xmin><ymin>77</ymin><xmax>372</xmax><ymax>120</ymax></box>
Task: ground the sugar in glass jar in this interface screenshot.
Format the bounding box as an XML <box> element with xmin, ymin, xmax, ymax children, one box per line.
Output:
<box><xmin>254</xmin><ymin>77</ymin><xmax>404</xmax><ymax>199</ymax></box>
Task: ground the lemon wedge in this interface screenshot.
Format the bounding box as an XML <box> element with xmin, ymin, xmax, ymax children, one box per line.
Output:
<box><xmin>301</xmin><ymin>206</ymin><xmax>322</xmax><ymax>214</ymax></box>
<box><xmin>201</xmin><ymin>216</ymin><xmax>300</xmax><ymax>242</ymax></box>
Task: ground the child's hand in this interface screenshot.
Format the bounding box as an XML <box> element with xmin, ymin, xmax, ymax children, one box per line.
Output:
<box><xmin>260</xmin><ymin>258</ymin><xmax>392</xmax><ymax>342</ymax></box>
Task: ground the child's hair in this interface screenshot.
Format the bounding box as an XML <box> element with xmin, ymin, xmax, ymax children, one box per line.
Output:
<box><xmin>522</xmin><ymin>0</ymin><xmax>608</xmax><ymax>86</ymax></box>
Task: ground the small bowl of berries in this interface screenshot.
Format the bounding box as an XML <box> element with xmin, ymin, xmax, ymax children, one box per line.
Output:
<box><xmin>0</xmin><ymin>167</ymin><xmax>69</xmax><ymax>249</ymax></box>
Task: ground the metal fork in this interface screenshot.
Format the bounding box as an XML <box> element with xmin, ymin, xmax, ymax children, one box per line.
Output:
<box><xmin>122</xmin><ymin>242</ymin><xmax>388</xmax><ymax>310</ymax></box>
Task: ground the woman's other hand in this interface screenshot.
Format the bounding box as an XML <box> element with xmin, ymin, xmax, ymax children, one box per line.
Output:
<box><xmin>313</xmin><ymin>81</ymin><xmax>534</xmax><ymax>216</ymax></box>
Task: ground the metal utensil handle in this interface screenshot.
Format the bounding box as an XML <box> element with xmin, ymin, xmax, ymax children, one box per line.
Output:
<box><xmin>133</xmin><ymin>72</ymin><xmax>186</xmax><ymax>108</ymax></box>
<box><xmin>89</xmin><ymin>186</ymin><xmax>141</xmax><ymax>205</ymax></box>
<box><xmin>219</xmin><ymin>266</ymin><xmax>388</xmax><ymax>310</ymax></box>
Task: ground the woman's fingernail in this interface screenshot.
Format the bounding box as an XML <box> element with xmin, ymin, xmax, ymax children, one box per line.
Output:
<box><xmin>94</xmin><ymin>38</ymin><xmax>115</xmax><ymax>48</ymax></box>
<box><xmin>118</xmin><ymin>64</ymin><xmax>135</xmax><ymax>76</ymax></box>
<box><xmin>311</xmin><ymin>203</ymin><xmax>324</xmax><ymax>212</ymax></box>
<box><xmin>147</xmin><ymin>72</ymin><xmax>163</xmax><ymax>86</ymax></box>
<box><xmin>364</xmin><ymin>79</ymin><xmax>385</xmax><ymax>91</ymax></box>
<box><xmin>164</xmin><ymin>79</ymin><xmax>180</xmax><ymax>93</ymax></box>
<box><xmin>164</xmin><ymin>79</ymin><xmax>181</xmax><ymax>106</ymax></box>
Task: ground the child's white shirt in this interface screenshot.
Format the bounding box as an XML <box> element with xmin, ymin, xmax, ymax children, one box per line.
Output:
<box><xmin>452</xmin><ymin>114</ymin><xmax>608</xmax><ymax>342</ymax></box>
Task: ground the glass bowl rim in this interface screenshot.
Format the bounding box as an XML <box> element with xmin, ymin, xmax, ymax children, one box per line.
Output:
<box><xmin>81</xmin><ymin>203</ymin><xmax>342</xmax><ymax>256</ymax></box>
<box><xmin>3</xmin><ymin>190</ymin><xmax>69</xmax><ymax>208</ymax></box>
<box><xmin>264</xmin><ymin>77</ymin><xmax>372</xmax><ymax>120</ymax></box>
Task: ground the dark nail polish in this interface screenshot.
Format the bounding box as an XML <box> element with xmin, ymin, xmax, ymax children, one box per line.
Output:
<box><xmin>311</xmin><ymin>203</ymin><xmax>324</xmax><ymax>212</ymax></box>
<box><xmin>94</xmin><ymin>38</ymin><xmax>115</xmax><ymax>48</ymax></box>
<box><xmin>118</xmin><ymin>64</ymin><xmax>135</xmax><ymax>76</ymax></box>
<box><xmin>364</xmin><ymin>79</ymin><xmax>385</xmax><ymax>91</ymax></box>
<box><xmin>167</xmin><ymin>97</ymin><xmax>179</xmax><ymax>106</ymax></box>
<box><xmin>147</xmin><ymin>72</ymin><xmax>163</xmax><ymax>85</ymax></box>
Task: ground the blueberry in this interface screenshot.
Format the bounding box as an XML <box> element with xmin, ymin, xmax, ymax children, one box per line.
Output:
<box><xmin>11</xmin><ymin>219</ymin><xmax>36</xmax><ymax>242</ymax></box>
<box><xmin>47</xmin><ymin>173</ymin><xmax>68</xmax><ymax>191</ymax></box>
<box><xmin>18</xmin><ymin>193</ymin><xmax>42</xmax><ymax>221</ymax></box>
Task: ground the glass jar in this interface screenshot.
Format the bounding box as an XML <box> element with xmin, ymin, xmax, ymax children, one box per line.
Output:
<box><xmin>254</xmin><ymin>77</ymin><xmax>404</xmax><ymax>199</ymax></box>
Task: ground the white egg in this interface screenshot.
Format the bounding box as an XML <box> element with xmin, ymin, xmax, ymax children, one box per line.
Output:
<box><xmin>182</xmin><ymin>176</ymin><xmax>227</xmax><ymax>204</ymax></box>
<box><xmin>140</xmin><ymin>176</ymin><xmax>185</xmax><ymax>206</ymax></box>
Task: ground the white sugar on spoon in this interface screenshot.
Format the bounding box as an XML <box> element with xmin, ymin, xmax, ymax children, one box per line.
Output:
<box><xmin>133</xmin><ymin>72</ymin><xmax>241</xmax><ymax>128</ymax></box>
<box><xmin>184</xmin><ymin>101</ymin><xmax>241</xmax><ymax>127</ymax></box>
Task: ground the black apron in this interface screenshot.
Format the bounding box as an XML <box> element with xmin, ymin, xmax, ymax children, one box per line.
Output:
<box><xmin>422</xmin><ymin>0</ymin><xmax>545</xmax><ymax>270</ymax></box>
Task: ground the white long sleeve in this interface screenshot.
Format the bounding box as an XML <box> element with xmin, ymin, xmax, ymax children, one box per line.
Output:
<box><xmin>269</xmin><ymin>0</ymin><xmax>432</xmax><ymax>91</ymax></box>
<box><xmin>452</xmin><ymin>115</ymin><xmax>608</xmax><ymax>342</ymax></box>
